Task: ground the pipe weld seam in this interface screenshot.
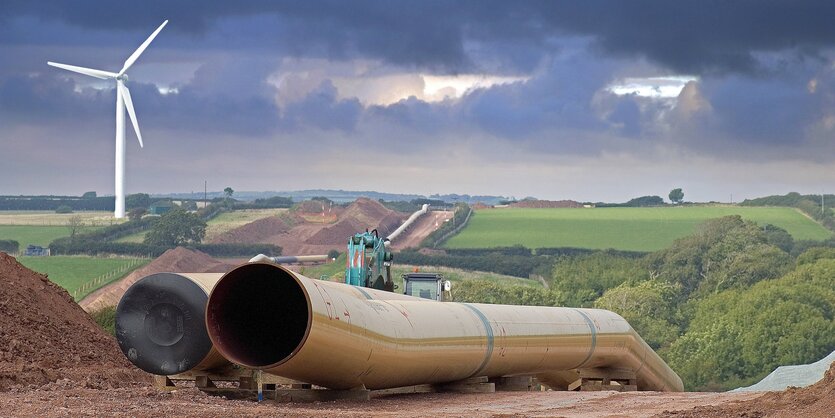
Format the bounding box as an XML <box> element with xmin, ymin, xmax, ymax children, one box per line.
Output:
<box><xmin>572</xmin><ymin>309</ymin><xmax>597</xmax><ymax>370</ymax></box>
<box><xmin>463</xmin><ymin>304</ymin><xmax>494</xmax><ymax>378</ymax></box>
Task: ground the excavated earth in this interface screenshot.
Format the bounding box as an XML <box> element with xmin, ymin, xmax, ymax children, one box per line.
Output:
<box><xmin>1</xmin><ymin>251</ymin><xmax>832</xmax><ymax>417</ymax></box>
<box><xmin>0</xmin><ymin>252</ymin><xmax>149</xmax><ymax>391</ymax></box>
<box><xmin>79</xmin><ymin>247</ymin><xmax>236</xmax><ymax>312</ymax></box>
<box><xmin>210</xmin><ymin>198</ymin><xmax>407</xmax><ymax>255</ymax></box>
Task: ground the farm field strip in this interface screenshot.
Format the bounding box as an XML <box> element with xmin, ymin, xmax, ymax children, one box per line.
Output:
<box><xmin>0</xmin><ymin>225</ymin><xmax>102</xmax><ymax>247</ymax></box>
<box><xmin>0</xmin><ymin>211</ymin><xmax>121</xmax><ymax>226</ymax></box>
<box><xmin>16</xmin><ymin>255</ymin><xmax>150</xmax><ymax>300</ymax></box>
<box><xmin>445</xmin><ymin>206</ymin><xmax>832</xmax><ymax>252</ymax></box>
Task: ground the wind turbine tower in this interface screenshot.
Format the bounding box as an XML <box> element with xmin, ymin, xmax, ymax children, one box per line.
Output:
<box><xmin>48</xmin><ymin>20</ymin><xmax>168</xmax><ymax>218</ymax></box>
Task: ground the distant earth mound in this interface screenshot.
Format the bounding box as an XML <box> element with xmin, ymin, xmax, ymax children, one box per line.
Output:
<box><xmin>210</xmin><ymin>216</ymin><xmax>292</xmax><ymax>244</ymax></box>
<box><xmin>79</xmin><ymin>247</ymin><xmax>235</xmax><ymax>312</ymax></box>
<box><xmin>211</xmin><ymin>197</ymin><xmax>407</xmax><ymax>255</ymax></box>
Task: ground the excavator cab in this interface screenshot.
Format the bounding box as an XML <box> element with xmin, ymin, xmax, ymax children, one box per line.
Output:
<box><xmin>345</xmin><ymin>229</ymin><xmax>394</xmax><ymax>291</ymax></box>
<box><xmin>402</xmin><ymin>272</ymin><xmax>451</xmax><ymax>301</ymax></box>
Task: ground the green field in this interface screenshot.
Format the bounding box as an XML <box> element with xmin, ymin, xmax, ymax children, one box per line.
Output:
<box><xmin>0</xmin><ymin>225</ymin><xmax>102</xmax><ymax>247</ymax></box>
<box><xmin>445</xmin><ymin>206</ymin><xmax>833</xmax><ymax>252</ymax></box>
<box><xmin>16</xmin><ymin>256</ymin><xmax>149</xmax><ymax>300</ymax></box>
<box><xmin>0</xmin><ymin>211</ymin><xmax>118</xmax><ymax>247</ymax></box>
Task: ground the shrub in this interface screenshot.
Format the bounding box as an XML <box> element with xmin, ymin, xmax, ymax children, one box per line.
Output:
<box><xmin>0</xmin><ymin>240</ymin><xmax>20</xmax><ymax>253</ymax></box>
<box><xmin>90</xmin><ymin>306</ymin><xmax>116</xmax><ymax>336</ymax></box>
<box><xmin>55</xmin><ymin>205</ymin><xmax>73</xmax><ymax>213</ymax></box>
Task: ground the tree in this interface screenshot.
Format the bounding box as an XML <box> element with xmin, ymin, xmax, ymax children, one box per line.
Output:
<box><xmin>182</xmin><ymin>200</ymin><xmax>198</xmax><ymax>211</ymax></box>
<box><xmin>625</xmin><ymin>195</ymin><xmax>665</xmax><ymax>207</ymax></box>
<box><xmin>81</xmin><ymin>191</ymin><xmax>97</xmax><ymax>199</ymax></box>
<box><xmin>67</xmin><ymin>215</ymin><xmax>85</xmax><ymax>240</ymax></box>
<box><xmin>665</xmin><ymin>260</ymin><xmax>835</xmax><ymax>390</ymax></box>
<box><xmin>224</xmin><ymin>187</ymin><xmax>234</xmax><ymax>198</ymax></box>
<box><xmin>144</xmin><ymin>208</ymin><xmax>207</xmax><ymax>246</ymax></box>
<box><xmin>595</xmin><ymin>280</ymin><xmax>680</xmax><ymax>349</ymax></box>
<box><xmin>125</xmin><ymin>193</ymin><xmax>151</xmax><ymax>210</ymax></box>
<box><xmin>669</xmin><ymin>188</ymin><xmax>684</xmax><ymax>204</ymax></box>
<box><xmin>127</xmin><ymin>207</ymin><xmax>147</xmax><ymax>221</ymax></box>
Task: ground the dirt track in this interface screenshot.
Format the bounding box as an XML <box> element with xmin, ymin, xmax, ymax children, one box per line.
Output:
<box><xmin>0</xmin><ymin>387</ymin><xmax>760</xmax><ymax>417</ymax></box>
<box><xmin>390</xmin><ymin>210</ymin><xmax>453</xmax><ymax>250</ymax></box>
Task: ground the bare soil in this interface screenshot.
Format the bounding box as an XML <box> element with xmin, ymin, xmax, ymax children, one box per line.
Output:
<box><xmin>389</xmin><ymin>210</ymin><xmax>454</xmax><ymax>250</ymax></box>
<box><xmin>0</xmin><ymin>387</ymin><xmax>763</xmax><ymax>417</ymax></box>
<box><xmin>78</xmin><ymin>247</ymin><xmax>236</xmax><ymax>312</ymax></box>
<box><xmin>211</xmin><ymin>198</ymin><xmax>407</xmax><ymax>255</ymax></box>
<box><xmin>657</xmin><ymin>362</ymin><xmax>835</xmax><ymax>418</ymax></box>
<box><xmin>210</xmin><ymin>216</ymin><xmax>291</xmax><ymax>244</ymax></box>
<box><xmin>0</xmin><ymin>252</ymin><xmax>148</xmax><ymax>391</ymax></box>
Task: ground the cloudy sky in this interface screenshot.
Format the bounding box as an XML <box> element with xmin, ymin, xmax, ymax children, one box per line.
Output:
<box><xmin>2</xmin><ymin>1</ymin><xmax>835</xmax><ymax>202</ymax></box>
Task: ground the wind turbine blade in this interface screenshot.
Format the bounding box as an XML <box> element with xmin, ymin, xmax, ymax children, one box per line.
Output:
<box><xmin>120</xmin><ymin>20</ymin><xmax>168</xmax><ymax>75</ymax></box>
<box><xmin>118</xmin><ymin>84</ymin><xmax>144</xmax><ymax>148</ymax></box>
<box><xmin>47</xmin><ymin>62</ymin><xmax>117</xmax><ymax>79</ymax></box>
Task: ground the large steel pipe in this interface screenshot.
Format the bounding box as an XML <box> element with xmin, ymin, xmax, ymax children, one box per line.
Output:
<box><xmin>116</xmin><ymin>272</ymin><xmax>228</xmax><ymax>375</ymax></box>
<box><xmin>205</xmin><ymin>263</ymin><xmax>683</xmax><ymax>391</ymax></box>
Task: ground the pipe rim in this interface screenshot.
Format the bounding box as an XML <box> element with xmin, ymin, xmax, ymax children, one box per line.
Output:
<box><xmin>205</xmin><ymin>262</ymin><xmax>313</xmax><ymax>369</ymax></box>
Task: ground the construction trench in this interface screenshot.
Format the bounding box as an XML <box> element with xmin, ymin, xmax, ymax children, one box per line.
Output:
<box><xmin>115</xmin><ymin>263</ymin><xmax>683</xmax><ymax>403</ymax></box>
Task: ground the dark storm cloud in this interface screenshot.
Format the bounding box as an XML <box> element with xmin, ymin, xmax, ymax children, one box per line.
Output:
<box><xmin>5</xmin><ymin>1</ymin><xmax>835</xmax><ymax>75</ymax></box>
<box><xmin>0</xmin><ymin>66</ymin><xmax>363</xmax><ymax>137</ymax></box>
<box><xmin>282</xmin><ymin>81</ymin><xmax>362</xmax><ymax>132</ymax></box>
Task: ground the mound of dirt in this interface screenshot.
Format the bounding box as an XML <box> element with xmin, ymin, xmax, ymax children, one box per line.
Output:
<box><xmin>79</xmin><ymin>247</ymin><xmax>235</xmax><ymax>312</ymax></box>
<box><xmin>658</xmin><ymin>363</ymin><xmax>835</xmax><ymax>418</ymax></box>
<box><xmin>295</xmin><ymin>200</ymin><xmax>344</xmax><ymax>217</ymax></box>
<box><xmin>0</xmin><ymin>252</ymin><xmax>148</xmax><ymax>390</ymax></box>
<box><xmin>510</xmin><ymin>200</ymin><xmax>583</xmax><ymax>208</ymax></box>
<box><xmin>210</xmin><ymin>216</ymin><xmax>291</xmax><ymax>244</ymax></box>
<box><xmin>305</xmin><ymin>198</ymin><xmax>405</xmax><ymax>245</ymax></box>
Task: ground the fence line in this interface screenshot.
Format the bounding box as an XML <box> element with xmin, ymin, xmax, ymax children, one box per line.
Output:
<box><xmin>71</xmin><ymin>258</ymin><xmax>146</xmax><ymax>300</ymax></box>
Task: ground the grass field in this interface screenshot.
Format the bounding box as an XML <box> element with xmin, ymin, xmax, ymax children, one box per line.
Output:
<box><xmin>0</xmin><ymin>211</ymin><xmax>119</xmax><ymax>247</ymax></box>
<box><xmin>115</xmin><ymin>208</ymin><xmax>285</xmax><ymax>243</ymax></box>
<box><xmin>16</xmin><ymin>255</ymin><xmax>149</xmax><ymax>300</ymax></box>
<box><xmin>0</xmin><ymin>225</ymin><xmax>103</xmax><ymax>247</ymax></box>
<box><xmin>445</xmin><ymin>206</ymin><xmax>833</xmax><ymax>252</ymax></box>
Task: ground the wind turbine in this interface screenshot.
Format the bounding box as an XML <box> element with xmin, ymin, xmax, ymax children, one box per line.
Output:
<box><xmin>48</xmin><ymin>20</ymin><xmax>168</xmax><ymax>218</ymax></box>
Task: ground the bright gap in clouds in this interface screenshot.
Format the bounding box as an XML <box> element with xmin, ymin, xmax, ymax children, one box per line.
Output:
<box><xmin>420</xmin><ymin>74</ymin><xmax>529</xmax><ymax>102</ymax></box>
<box><xmin>607</xmin><ymin>76</ymin><xmax>698</xmax><ymax>98</ymax></box>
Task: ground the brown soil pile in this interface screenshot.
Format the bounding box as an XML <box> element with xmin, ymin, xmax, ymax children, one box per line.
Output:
<box><xmin>305</xmin><ymin>198</ymin><xmax>405</xmax><ymax>245</ymax></box>
<box><xmin>210</xmin><ymin>216</ymin><xmax>291</xmax><ymax>244</ymax></box>
<box><xmin>295</xmin><ymin>200</ymin><xmax>344</xmax><ymax>217</ymax></box>
<box><xmin>79</xmin><ymin>247</ymin><xmax>235</xmax><ymax>312</ymax></box>
<box><xmin>510</xmin><ymin>199</ymin><xmax>583</xmax><ymax>208</ymax></box>
<box><xmin>0</xmin><ymin>253</ymin><xmax>148</xmax><ymax>390</ymax></box>
<box><xmin>658</xmin><ymin>363</ymin><xmax>835</xmax><ymax>417</ymax></box>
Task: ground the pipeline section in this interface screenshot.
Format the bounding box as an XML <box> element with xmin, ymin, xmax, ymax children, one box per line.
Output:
<box><xmin>385</xmin><ymin>204</ymin><xmax>429</xmax><ymax>241</ymax></box>
<box><xmin>249</xmin><ymin>254</ymin><xmax>330</xmax><ymax>264</ymax></box>
<box><xmin>115</xmin><ymin>272</ymin><xmax>228</xmax><ymax>375</ymax></box>
<box><xmin>205</xmin><ymin>263</ymin><xmax>683</xmax><ymax>391</ymax></box>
